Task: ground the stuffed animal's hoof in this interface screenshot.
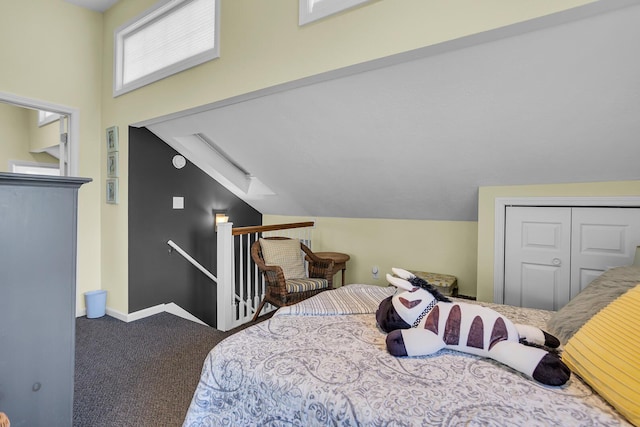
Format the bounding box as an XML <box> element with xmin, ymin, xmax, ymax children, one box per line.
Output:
<box><xmin>542</xmin><ymin>330</ymin><xmax>561</xmax><ymax>349</ymax></box>
<box><xmin>532</xmin><ymin>353</ymin><xmax>571</xmax><ymax>386</ymax></box>
<box><xmin>386</xmin><ymin>330</ymin><xmax>408</xmax><ymax>357</ymax></box>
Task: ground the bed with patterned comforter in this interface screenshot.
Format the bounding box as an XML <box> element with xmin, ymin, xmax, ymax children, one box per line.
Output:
<box><xmin>183</xmin><ymin>284</ymin><xmax>629</xmax><ymax>426</ymax></box>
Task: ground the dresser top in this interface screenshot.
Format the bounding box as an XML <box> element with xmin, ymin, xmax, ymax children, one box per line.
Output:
<box><xmin>0</xmin><ymin>173</ymin><xmax>91</xmax><ymax>188</ymax></box>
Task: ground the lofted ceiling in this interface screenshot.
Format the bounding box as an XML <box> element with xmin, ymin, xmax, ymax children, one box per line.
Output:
<box><xmin>140</xmin><ymin>0</ymin><xmax>640</xmax><ymax>221</ymax></box>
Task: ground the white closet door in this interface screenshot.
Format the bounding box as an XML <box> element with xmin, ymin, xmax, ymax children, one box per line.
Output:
<box><xmin>570</xmin><ymin>207</ymin><xmax>640</xmax><ymax>298</ymax></box>
<box><xmin>504</xmin><ymin>207</ymin><xmax>572</xmax><ymax>310</ymax></box>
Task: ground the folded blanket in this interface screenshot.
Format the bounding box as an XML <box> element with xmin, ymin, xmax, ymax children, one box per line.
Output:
<box><xmin>275</xmin><ymin>284</ymin><xmax>395</xmax><ymax>316</ymax></box>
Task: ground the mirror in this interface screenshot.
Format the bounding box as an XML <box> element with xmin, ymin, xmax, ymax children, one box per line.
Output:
<box><xmin>0</xmin><ymin>94</ymin><xmax>75</xmax><ymax>176</ymax></box>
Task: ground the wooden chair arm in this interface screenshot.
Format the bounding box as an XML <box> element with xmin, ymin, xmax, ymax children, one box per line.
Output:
<box><xmin>302</xmin><ymin>244</ymin><xmax>335</xmax><ymax>287</ymax></box>
<box><xmin>305</xmin><ymin>254</ymin><xmax>334</xmax><ymax>273</ymax></box>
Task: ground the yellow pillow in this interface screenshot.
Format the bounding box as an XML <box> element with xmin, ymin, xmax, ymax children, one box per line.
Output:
<box><xmin>563</xmin><ymin>284</ymin><xmax>640</xmax><ymax>427</ymax></box>
<box><xmin>259</xmin><ymin>238</ymin><xmax>307</xmax><ymax>280</ymax></box>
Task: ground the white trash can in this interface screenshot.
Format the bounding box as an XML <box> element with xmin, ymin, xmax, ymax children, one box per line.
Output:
<box><xmin>85</xmin><ymin>290</ymin><xmax>107</xmax><ymax>318</ymax></box>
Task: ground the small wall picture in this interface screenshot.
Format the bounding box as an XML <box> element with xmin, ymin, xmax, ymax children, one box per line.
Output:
<box><xmin>107</xmin><ymin>152</ymin><xmax>119</xmax><ymax>177</ymax></box>
<box><xmin>106</xmin><ymin>178</ymin><xmax>119</xmax><ymax>204</ymax></box>
<box><xmin>106</xmin><ymin>126</ymin><xmax>119</xmax><ymax>153</ymax></box>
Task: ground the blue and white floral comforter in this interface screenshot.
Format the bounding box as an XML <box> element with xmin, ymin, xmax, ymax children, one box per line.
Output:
<box><xmin>183</xmin><ymin>284</ymin><xmax>629</xmax><ymax>426</ymax></box>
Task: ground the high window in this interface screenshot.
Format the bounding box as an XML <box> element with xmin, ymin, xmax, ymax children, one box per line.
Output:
<box><xmin>113</xmin><ymin>0</ymin><xmax>220</xmax><ymax>97</ymax></box>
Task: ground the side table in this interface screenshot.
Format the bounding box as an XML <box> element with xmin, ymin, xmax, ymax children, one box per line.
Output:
<box><xmin>315</xmin><ymin>252</ymin><xmax>350</xmax><ymax>287</ymax></box>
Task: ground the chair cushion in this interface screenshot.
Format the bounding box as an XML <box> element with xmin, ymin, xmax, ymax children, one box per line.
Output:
<box><xmin>286</xmin><ymin>278</ymin><xmax>329</xmax><ymax>293</ymax></box>
<box><xmin>259</xmin><ymin>238</ymin><xmax>307</xmax><ymax>280</ymax></box>
<box><xmin>562</xmin><ymin>284</ymin><xmax>640</xmax><ymax>427</ymax></box>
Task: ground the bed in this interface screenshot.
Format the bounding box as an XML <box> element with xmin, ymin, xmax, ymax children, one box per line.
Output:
<box><xmin>183</xmin><ymin>267</ymin><xmax>640</xmax><ymax>427</ymax></box>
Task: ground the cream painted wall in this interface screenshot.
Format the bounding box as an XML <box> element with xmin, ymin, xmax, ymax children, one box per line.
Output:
<box><xmin>101</xmin><ymin>0</ymin><xmax>597</xmax><ymax>312</ymax></box>
<box><xmin>28</xmin><ymin>109</ymin><xmax>62</xmax><ymax>154</ymax></box>
<box><xmin>476</xmin><ymin>180</ymin><xmax>640</xmax><ymax>303</ymax></box>
<box><xmin>0</xmin><ymin>0</ymin><xmax>103</xmax><ymax>311</ymax></box>
<box><xmin>264</xmin><ymin>215</ymin><xmax>478</xmax><ymax>297</ymax></box>
<box><xmin>0</xmin><ymin>103</ymin><xmax>28</xmax><ymax>171</ymax></box>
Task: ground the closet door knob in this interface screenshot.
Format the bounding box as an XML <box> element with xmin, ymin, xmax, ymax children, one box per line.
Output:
<box><xmin>552</xmin><ymin>258</ymin><xmax>562</xmax><ymax>266</ymax></box>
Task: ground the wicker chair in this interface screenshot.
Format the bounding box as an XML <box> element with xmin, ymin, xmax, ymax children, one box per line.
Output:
<box><xmin>251</xmin><ymin>237</ymin><xmax>335</xmax><ymax>321</ymax></box>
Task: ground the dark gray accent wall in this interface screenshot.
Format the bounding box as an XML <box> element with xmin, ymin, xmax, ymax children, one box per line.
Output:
<box><xmin>128</xmin><ymin>127</ymin><xmax>261</xmax><ymax>327</ymax></box>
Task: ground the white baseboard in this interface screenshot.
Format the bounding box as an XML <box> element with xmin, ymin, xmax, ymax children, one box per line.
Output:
<box><xmin>76</xmin><ymin>303</ymin><xmax>209</xmax><ymax>326</ymax></box>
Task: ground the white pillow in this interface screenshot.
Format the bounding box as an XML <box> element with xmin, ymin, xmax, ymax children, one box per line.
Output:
<box><xmin>259</xmin><ymin>238</ymin><xmax>306</xmax><ymax>280</ymax></box>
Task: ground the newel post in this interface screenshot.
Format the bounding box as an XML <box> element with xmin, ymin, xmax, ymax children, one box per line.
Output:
<box><xmin>216</xmin><ymin>222</ymin><xmax>234</xmax><ymax>331</ymax></box>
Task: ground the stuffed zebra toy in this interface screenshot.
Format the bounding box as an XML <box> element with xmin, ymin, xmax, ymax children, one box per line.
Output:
<box><xmin>376</xmin><ymin>268</ymin><xmax>571</xmax><ymax>386</ymax></box>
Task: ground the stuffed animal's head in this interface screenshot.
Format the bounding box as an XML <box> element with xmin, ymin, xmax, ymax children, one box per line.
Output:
<box><xmin>376</xmin><ymin>287</ymin><xmax>438</xmax><ymax>332</ymax></box>
<box><xmin>376</xmin><ymin>295</ymin><xmax>411</xmax><ymax>332</ymax></box>
<box><xmin>376</xmin><ymin>268</ymin><xmax>452</xmax><ymax>332</ymax></box>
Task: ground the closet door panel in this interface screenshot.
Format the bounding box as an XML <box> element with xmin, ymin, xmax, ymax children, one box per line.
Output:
<box><xmin>504</xmin><ymin>206</ymin><xmax>571</xmax><ymax>310</ymax></box>
<box><xmin>570</xmin><ymin>207</ymin><xmax>640</xmax><ymax>297</ymax></box>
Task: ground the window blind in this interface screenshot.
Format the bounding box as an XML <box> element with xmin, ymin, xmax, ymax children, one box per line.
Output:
<box><xmin>122</xmin><ymin>0</ymin><xmax>216</xmax><ymax>85</ymax></box>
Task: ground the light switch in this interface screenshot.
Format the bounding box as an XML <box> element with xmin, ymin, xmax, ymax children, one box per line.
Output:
<box><xmin>173</xmin><ymin>196</ymin><xmax>184</xmax><ymax>209</ymax></box>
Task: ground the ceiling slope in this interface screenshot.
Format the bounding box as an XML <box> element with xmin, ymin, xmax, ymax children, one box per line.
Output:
<box><xmin>143</xmin><ymin>0</ymin><xmax>640</xmax><ymax>221</ymax></box>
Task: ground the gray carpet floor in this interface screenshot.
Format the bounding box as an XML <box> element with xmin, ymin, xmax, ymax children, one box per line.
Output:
<box><xmin>74</xmin><ymin>312</ymin><xmax>270</xmax><ymax>427</ymax></box>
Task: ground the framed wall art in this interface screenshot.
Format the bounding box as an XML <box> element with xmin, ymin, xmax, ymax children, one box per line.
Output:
<box><xmin>107</xmin><ymin>152</ymin><xmax>119</xmax><ymax>177</ymax></box>
<box><xmin>106</xmin><ymin>126</ymin><xmax>119</xmax><ymax>153</ymax></box>
<box><xmin>106</xmin><ymin>178</ymin><xmax>119</xmax><ymax>204</ymax></box>
<box><xmin>299</xmin><ymin>0</ymin><xmax>373</xmax><ymax>25</ymax></box>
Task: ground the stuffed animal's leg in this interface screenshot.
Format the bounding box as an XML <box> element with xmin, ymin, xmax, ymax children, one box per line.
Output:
<box><xmin>489</xmin><ymin>341</ymin><xmax>570</xmax><ymax>386</ymax></box>
<box><xmin>514</xmin><ymin>324</ymin><xmax>561</xmax><ymax>348</ymax></box>
<box><xmin>386</xmin><ymin>328</ymin><xmax>446</xmax><ymax>357</ymax></box>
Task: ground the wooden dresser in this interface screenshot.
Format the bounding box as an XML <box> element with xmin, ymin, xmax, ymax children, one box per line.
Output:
<box><xmin>0</xmin><ymin>173</ymin><xmax>90</xmax><ymax>426</ymax></box>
